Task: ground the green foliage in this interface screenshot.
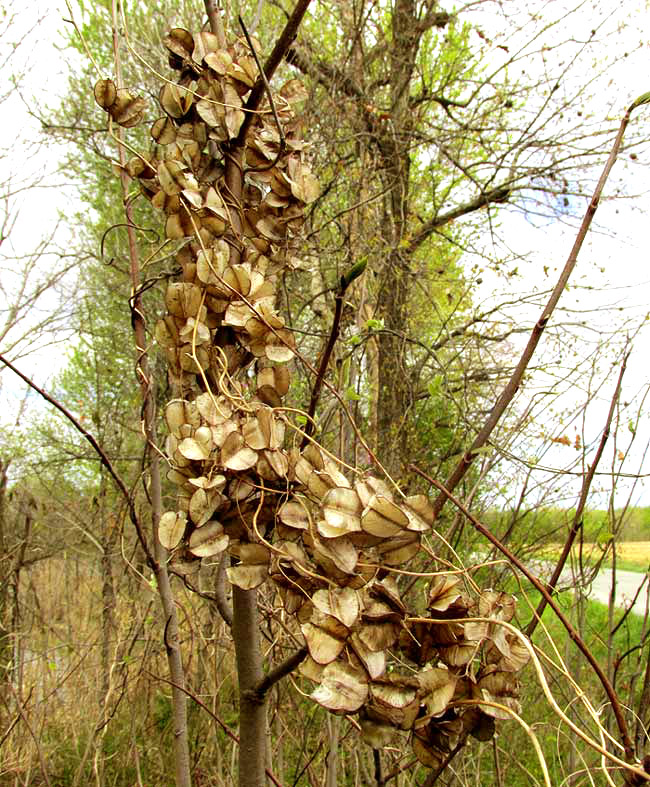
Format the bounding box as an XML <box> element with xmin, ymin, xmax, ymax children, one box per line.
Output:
<box><xmin>466</xmin><ymin>591</ymin><xmax>648</xmax><ymax>786</ymax></box>
<box><xmin>340</xmin><ymin>259</ymin><xmax>367</xmax><ymax>291</ymax></box>
<box><xmin>44</xmin><ymin>727</ymin><xmax>139</xmax><ymax>786</ymax></box>
<box><xmin>484</xmin><ymin>506</ymin><xmax>650</xmax><ymax>548</ymax></box>
<box><xmin>153</xmin><ymin>690</ymin><xmax>173</xmax><ymax>733</ymax></box>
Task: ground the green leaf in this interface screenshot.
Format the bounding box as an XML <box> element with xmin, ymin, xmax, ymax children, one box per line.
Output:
<box><xmin>427</xmin><ymin>379</ymin><xmax>441</xmax><ymax>398</ymax></box>
<box><xmin>365</xmin><ymin>318</ymin><xmax>384</xmax><ymax>331</ymax></box>
<box><xmin>345</xmin><ymin>386</ymin><xmax>361</xmax><ymax>401</ymax></box>
<box><xmin>339</xmin><ymin>260</ymin><xmax>367</xmax><ymax>291</ymax></box>
<box><xmin>629</xmin><ymin>91</ymin><xmax>650</xmax><ymax>112</ymax></box>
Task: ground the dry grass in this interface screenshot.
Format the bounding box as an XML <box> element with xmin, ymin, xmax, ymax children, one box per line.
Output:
<box><xmin>544</xmin><ymin>541</ymin><xmax>650</xmax><ymax>571</ymax></box>
<box><xmin>1</xmin><ymin>556</ymin><xmax>243</xmax><ymax>786</ymax></box>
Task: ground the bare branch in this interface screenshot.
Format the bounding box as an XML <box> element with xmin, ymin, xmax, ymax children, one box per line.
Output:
<box><xmin>0</xmin><ymin>351</ymin><xmax>154</xmax><ymax>567</ymax></box>
<box><xmin>237</xmin><ymin>0</ymin><xmax>313</xmax><ymax>145</ymax></box>
<box><xmin>525</xmin><ymin>350</ymin><xmax>630</xmax><ymax>637</ymax></box>
<box><xmin>405</xmin><ymin>185</ymin><xmax>511</xmax><ymax>255</ymax></box>
<box><xmin>432</xmin><ymin>106</ymin><xmax>637</xmax><ymax>519</ymax></box>
<box><xmin>250</xmin><ymin>646</ymin><xmax>308</xmax><ymax>700</ymax></box>
<box><xmin>301</xmin><ymin>268</ymin><xmax>361</xmax><ymax>448</ymax></box>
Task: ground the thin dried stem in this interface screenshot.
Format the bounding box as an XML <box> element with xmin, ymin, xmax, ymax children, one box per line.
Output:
<box><xmin>147</xmin><ymin>671</ymin><xmax>284</xmax><ymax>787</ymax></box>
<box><xmin>7</xmin><ymin>684</ymin><xmax>53</xmax><ymax>787</ymax></box>
<box><xmin>110</xmin><ymin>2</ymin><xmax>191</xmax><ymax>784</ymax></box>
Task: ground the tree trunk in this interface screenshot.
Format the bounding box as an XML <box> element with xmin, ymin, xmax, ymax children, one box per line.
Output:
<box><xmin>232</xmin><ymin>586</ymin><xmax>267</xmax><ymax>787</ymax></box>
<box><xmin>375</xmin><ymin>0</ymin><xmax>419</xmax><ymax>475</ymax></box>
<box><xmin>325</xmin><ymin>715</ymin><xmax>341</xmax><ymax>787</ymax></box>
<box><xmin>376</xmin><ymin>247</ymin><xmax>411</xmax><ymax>474</ymax></box>
<box><xmin>0</xmin><ymin>459</ymin><xmax>10</xmax><ymax>699</ymax></box>
<box><xmin>150</xmin><ymin>450</ymin><xmax>192</xmax><ymax>787</ymax></box>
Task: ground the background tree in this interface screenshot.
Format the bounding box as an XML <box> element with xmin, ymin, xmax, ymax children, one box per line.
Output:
<box><xmin>285</xmin><ymin>0</ymin><xmax>645</xmax><ymax>481</ymax></box>
<box><xmin>0</xmin><ymin>3</ymin><xmax>77</xmax><ymax>366</ymax></box>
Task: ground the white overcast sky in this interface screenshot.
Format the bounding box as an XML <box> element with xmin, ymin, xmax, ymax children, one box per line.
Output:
<box><xmin>2</xmin><ymin>0</ymin><xmax>650</xmax><ymax>508</ymax></box>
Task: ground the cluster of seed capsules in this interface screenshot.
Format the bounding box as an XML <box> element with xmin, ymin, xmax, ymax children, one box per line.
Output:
<box><xmin>95</xmin><ymin>27</ymin><xmax>527</xmax><ymax>768</ymax></box>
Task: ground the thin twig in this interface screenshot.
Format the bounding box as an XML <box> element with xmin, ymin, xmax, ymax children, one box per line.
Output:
<box><xmin>144</xmin><ymin>673</ymin><xmax>284</xmax><ymax>787</ymax></box>
<box><xmin>291</xmin><ymin>741</ymin><xmax>324</xmax><ymax>787</ymax></box>
<box><xmin>301</xmin><ymin>288</ymin><xmax>344</xmax><ymax>447</ymax></box>
<box><xmin>238</xmin><ymin>14</ymin><xmax>287</xmax><ymax>174</ymax></box>
<box><xmin>611</xmin><ymin>574</ymin><xmax>649</xmax><ymax>639</ymax></box>
<box><xmin>432</xmin><ymin>107</ymin><xmax>636</xmax><ymax>519</ymax></box>
<box><xmin>377</xmin><ymin>757</ymin><xmax>417</xmax><ymax>785</ymax></box>
<box><xmin>7</xmin><ymin>683</ymin><xmax>53</xmax><ymax>787</ymax></box>
<box><xmin>0</xmin><ymin>352</ymin><xmax>153</xmax><ymax>567</ymax></box>
<box><xmin>613</xmin><ymin>629</ymin><xmax>650</xmax><ymax>690</ymax></box>
<box><xmin>299</xmin><ymin>260</ymin><xmax>366</xmax><ymax>448</ymax></box>
<box><xmin>236</xmin><ymin>0</ymin><xmax>313</xmax><ymax>145</ymax></box>
<box><xmin>525</xmin><ymin>350</ymin><xmax>629</xmax><ymax>637</ymax></box>
<box><xmin>493</xmin><ymin>737</ymin><xmax>504</xmax><ymax>787</ymax></box>
<box><xmin>421</xmin><ymin>731</ymin><xmax>471</xmax><ymax>786</ymax></box>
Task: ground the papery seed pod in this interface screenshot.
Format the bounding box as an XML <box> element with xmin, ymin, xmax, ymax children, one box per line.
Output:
<box><xmin>164</xmin><ymin>28</ymin><xmax>194</xmax><ymax>62</ymax></box>
<box><xmin>106</xmin><ymin>28</ymin><xmax>529</xmax><ymax>758</ymax></box>
<box><xmin>192</xmin><ymin>31</ymin><xmax>220</xmax><ymax>64</ymax></box>
<box><xmin>159</xmin><ymin>510</ymin><xmax>187</xmax><ymax>550</ymax></box>
<box><xmin>188</xmin><ymin>520</ymin><xmax>229</xmax><ymax>557</ymax></box>
<box><xmin>94</xmin><ymin>78</ymin><xmax>117</xmax><ymax>110</ymax></box>
<box><xmin>160</xmin><ymin>83</ymin><xmax>194</xmax><ymax>118</ymax></box>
